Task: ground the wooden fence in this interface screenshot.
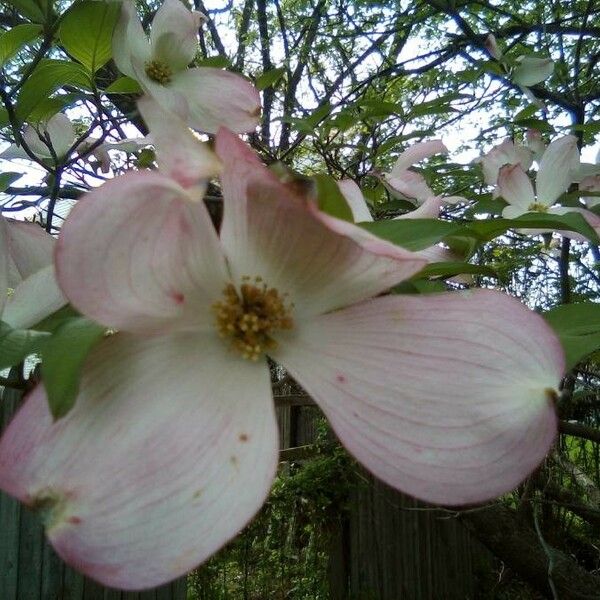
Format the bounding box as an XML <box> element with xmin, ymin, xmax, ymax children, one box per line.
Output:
<box><xmin>2</xmin><ymin>384</ymin><xmax>482</xmax><ymax>599</ymax></box>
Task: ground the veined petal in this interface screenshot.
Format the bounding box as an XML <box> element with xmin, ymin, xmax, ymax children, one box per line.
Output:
<box><xmin>337</xmin><ymin>179</ymin><xmax>373</xmax><ymax>222</ymax></box>
<box><xmin>0</xmin><ymin>217</ymin><xmax>8</xmax><ymax>314</ymax></box>
<box><xmin>22</xmin><ymin>124</ymin><xmax>54</xmax><ymax>160</ymax></box>
<box><xmin>150</xmin><ymin>0</ymin><xmax>202</xmax><ymax>71</ymax></box>
<box><xmin>274</xmin><ymin>290</ymin><xmax>563</xmax><ymax>505</ymax></box>
<box><xmin>43</xmin><ymin>113</ymin><xmax>76</xmax><ymax>159</ymax></box>
<box><xmin>0</xmin><ymin>332</ymin><xmax>278</xmax><ymax>590</ymax></box>
<box><xmin>394</xmin><ymin>196</ymin><xmax>442</xmax><ymax>220</ymax></box>
<box><xmin>383</xmin><ymin>171</ymin><xmax>434</xmax><ymax>203</ymax></box>
<box><xmin>5</xmin><ymin>219</ymin><xmax>55</xmax><ymax>282</ymax></box>
<box><xmin>137</xmin><ymin>96</ymin><xmax>221</xmax><ymax>188</ymax></box>
<box><xmin>215</xmin><ymin>127</ymin><xmax>273</xmax><ymax>265</ymax></box>
<box><xmin>477</xmin><ymin>139</ymin><xmax>533</xmax><ymax>186</ymax></box>
<box><xmin>215</xmin><ymin>129</ymin><xmax>426</xmax><ymax>318</ymax></box>
<box><xmin>3</xmin><ymin>265</ymin><xmax>66</xmax><ymax>329</ymax></box>
<box><xmin>497</xmin><ymin>164</ymin><xmax>535</xmax><ymax>209</ymax></box>
<box><xmin>512</xmin><ymin>56</ymin><xmax>554</xmax><ymax>87</ymax></box>
<box><xmin>536</xmin><ymin>135</ymin><xmax>579</xmax><ymax>206</ymax></box>
<box><xmin>171</xmin><ymin>68</ymin><xmax>260</xmax><ymax>134</ymax></box>
<box><xmin>56</xmin><ymin>171</ymin><xmax>229</xmax><ymax>334</ymax></box>
<box><xmin>112</xmin><ymin>0</ymin><xmax>151</xmax><ymax>79</ymax></box>
<box><xmin>390</xmin><ymin>140</ymin><xmax>447</xmax><ymax>176</ymax></box>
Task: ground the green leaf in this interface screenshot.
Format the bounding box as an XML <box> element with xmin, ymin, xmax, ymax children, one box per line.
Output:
<box><xmin>543</xmin><ymin>303</ymin><xmax>600</xmax><ymax>370</ymax></box>
<box><xmin>26</xmin><ymin>94</ymin><xmax>77</xmax><ymax>123</ymax></box>
<box><xmin>0</xmin><ymin>23</ymin><xmax>42</xmax><ymax>67</ymax></box>
<box><xmin>393</xmin><ymin>279</ymin><xmax>448</xmax><ymax>295</ymax></box>
<box><xmin>417</xmin><ymin>261</ymin><xmax>498</xmax><ymax>280</ymax></box>
<box><xmin>462</xmin><ymin>212</ymin><xmax>600</xmax><ymax>244</ymax></box>
<box><xmin>0</xmin><ymin>172</ymin><xmax>22</xmax><ymax>192</ymax></box>
<box><xmin>41</xmin><ymin>317</ymin><xmax>105</xmax><ymax>419</ymax></box>
<box><xmin>513</xmin><ymin>104</ymin><xmax>539</xmax><ymax>121</ymax></box>
<box><xmin>311</xmin><ymin>174</ymin><xmax>353</xmax><ymax>222</ymax></box>
<box><xmin>7</xmin><ymin>0</ymin><xmax>50</xmax><ymax>23</ymax></box>
<box><xmin>196</xmin><ymin>56</ymin><xmax>231</xmax><ymax>68</ymax></box>
<box><xmin>256</xmin><ymin>67</ymin><xmax>285</xmax><ymax>90</ymax></box>
<box><xmin>305</xmin><ymin>103</ymin><xmax>331</xmax><ymax>129</ymax></box>
<box><xmin>16</xmin><ymin>59</ymin><xmax>90</xmax><ymax>122</ymax></box>
<box><xmin>0</xmin><ymin>320</ymin><xmax>50</xmax><ymax>370</ymax></box>
<box><xmin>361</xmin><ymin>219</ymin><xmax>460</xmax><ymax>251</ymax></box>
<box><xmin>513</xmin><ymin>117</ymin><xmax>554</xmax><ymax>133</ymax></box>
<box><xmin>60</xmin><ymin>0</ymin><xmax>120</xmax><ymax>73</ymax></box>
<box><xmin>104</xmin><ymin>76</ymin><xmax>143</xmax><ymax>94</ymax></box>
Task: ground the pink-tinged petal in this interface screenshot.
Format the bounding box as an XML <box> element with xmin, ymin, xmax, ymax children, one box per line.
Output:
<box><xmin>0</xmin><ymin>332</ymin><xmax>278</xmax><ymax>590</ymax></box>
<box><xmin>215</xmin><ymin>129</ymin><xmax>426</xmax><ymax>318</ymax></box>
<box><xmin>112</xmin><ymin>0</ymin><xmax>151</xmax><ymax>79</ymax></box>
<box><xmin>56</xmin><ymin>171</ymin><xmax>229</xmax><ymax>334</ymax></box>
<box><xmin>536</xmin><ymin>135</ymin><xmax>579</xmax><ymax>206</ymax></box>
<box><xmin>150</xmin><ymin>0</ymin><xmax>202</xmax><ymax>71</ymax></box>
<box><xmin>580</xmin><ymin>174</ymin><xmax>600</xmax><ymax>208</ymax></box>
<box><xmin>394</xmin><ymin>196</ymin><xmax>442</xmax><ymax>220</ymax></box>
<box><xmin>43</xmin><ymin>113</ymin><xmax>76</xmax><ymax>159</ymax></box>
<box><xmin>274</xmin><ymin>290</ymin><xmax>563</xmax><ymax>505</ymax></box>
<box><xmin>384</xmin><ymin>171</ymin><xmax>434</xmax><ymax>203</ymax></box>
<box><xmin>215</xmin><ymin>127</ymin><xmax>274</xmax><ymax>266</ymax></box>
<box><xmin>22</xmin><ymin>124</ymin><xmax>54</xmax><ymax>160</ymax></box>
<box><xmin>512</xmin><ymin>56</ymin><xmax>554</xmax><ymax>87</ymax></box>
<box><xmin>526</xmin><ymin>129</ymin><xmax>545</xmax><ymax>160</ymax></box>
<box><xmin>3</xmin><ymin>265</ymin><xmax>66</xmax><ymax>329</ymax></box>
<box><xmin>502</xmin><ymin>204</ymin><xmax>528</xmax><ymax>219</ymax></box>
<box><xmin>497</xmin><ymin>164</ymin><xmax>535</xmax><ymax>209</ymax></box>
<box><xmin>171</xmin><ymin>68</ymin><xmax>260</xmax><ymax>134</ymax></box>
<box><xmin>477</xmin><ymin>139</ymin><xmax>533</xmax><ymax>186</ymax></box>
<box><xmin>137</xmin><ymin>96</ymin><xmax>221</xmax><ymax>189</ymax></box>
<box><xmin>414</xmin><ymin>243</ymin><xmax>455</xmax><ymax>264</ymax></box>
<box><xmin>0</xmin><ymin>217</ymin><xmax>8</xmax><ymax>314</ymax></box>
<box><xmin>390</xmin><ymin>140</ymin><xmax>447</xmax><ymax>176</ymax></box>
<box><xmin>337</xmin><ymin>179</ymin><xmax>373</xmax><ymax>222</ymax></box>
<box><xmin>5</xmin><ymin>220</ymin><xmax>55</xmax><ymax>281</ymax></box>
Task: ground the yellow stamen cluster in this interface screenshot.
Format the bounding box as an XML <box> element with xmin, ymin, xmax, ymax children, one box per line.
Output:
<box><xmin>145</xmin><ymin>60</ymin><xmax>172</xmax><ymax>85</ymax></box>
<box><xmin>527</xmin><ymin>202</ymin><xmax>549</xmax><ymax>213</ymax></box>
<box><xmin>213</xmin><ymin>277</ymin><xmax>294</xmax><ymax>361</ymax></box>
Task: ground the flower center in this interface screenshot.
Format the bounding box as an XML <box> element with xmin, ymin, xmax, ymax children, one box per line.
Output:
<box><xmin>213</xmin><ymin>277</ymin><xmax>294</xmax><ymax>361</ymax></box>
<box><xmin>527</xmin><ymin>202</ymin><xmax>549</xmax><ymax>213</ymax></box>
<box><xmin>145</xmin><ymin>60</ymin><xmax>172</xmax><ymax>85</ymax></box>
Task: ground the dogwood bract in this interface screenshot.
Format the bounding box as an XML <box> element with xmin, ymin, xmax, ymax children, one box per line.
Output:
<box><xmin>112</xmin><ymin>0</ymin><xmax>260</xmax><ymax>133</ymax></box>
<box><xmin>0</xmin><ymin>128</ymin><xmax>564</xmax><ymax>590</ymax></box>
<box><xmin>375</xmin><ymin>140</ymin><xmax>465</xmax><ymax>206</ymax></box>
<box><xmin>0</xmin><ymin>217</ymin><xmax>66</xmax><ymax>328</ymax></box>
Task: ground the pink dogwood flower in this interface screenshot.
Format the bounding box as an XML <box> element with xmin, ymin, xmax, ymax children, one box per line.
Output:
<box><xmin>0</xmin><ymin>128</ymin><xmax>564</xmax><ymax>590</ymax></box>
<box><xmin>497</xmin><ymin>135</ymin><xmax>580</xmax><ymax>218</ymax></box>
<box><xmin>476</xmin><ymin>138</ymin><xmax>533</xmax><ymax>189</ymax></box>
<box><xmin>113</xmin><ymin>0</ymin><xmax>260</xmax><ymax>133</ymax></box>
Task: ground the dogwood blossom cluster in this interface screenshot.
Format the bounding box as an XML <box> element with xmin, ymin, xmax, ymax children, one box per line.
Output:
<box><xmin>0</xmin><ymin>0</ymin><xmax>569</xmax><ymax>592</ymax></box>
<box><xmin>477</xmin><ymin>133</ymin><xmax>600</xmax><ymax>236</ymax></box>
